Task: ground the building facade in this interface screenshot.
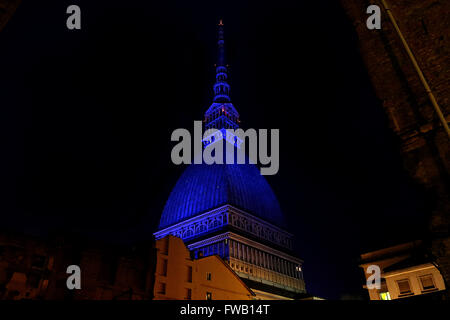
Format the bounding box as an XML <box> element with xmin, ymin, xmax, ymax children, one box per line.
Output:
<box><xmin>154</xmin><ymin>21</ymin><xmax>306</xmax><ymax>300</ymax></box>
<box><xmin>153</xmin><ymin>235</ymin><xmax>254</xmax><ymax>300</ymax></box>
<box><xmin>360</xmin><ymin>241</ymin><xmax>446</xmax><ymax>300</ymax></box>
<box><xmin>0</xmin><ymin>231</ymin><xmax>156</xmax><ymax>300</ymax></box>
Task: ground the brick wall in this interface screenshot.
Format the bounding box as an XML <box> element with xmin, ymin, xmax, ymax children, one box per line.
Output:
<box><xmin>340</xmin><ymin>0</ymin><xmax>450</xmax><ymax>298</ymax></box>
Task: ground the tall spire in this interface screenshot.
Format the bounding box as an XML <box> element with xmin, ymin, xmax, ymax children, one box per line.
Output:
<box><xmin>213</xmin><ymin>19</ymin><xmax>231</xmax><ymax>103</ymax></box>
<box><xmin>204</xmin><ymin>20</ymin><xmax>240</xmax><ymax>135</ymax></box>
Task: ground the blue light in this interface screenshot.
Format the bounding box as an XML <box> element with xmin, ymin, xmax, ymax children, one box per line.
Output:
<box><xmin>158</xmin><ymin>162</ymin><xmax>285</xmax><ymax>229</ymax></box>
<box><xmin>158</xmin><ymin>21</ymin><xmax>286</xmax><ymax>234</ymax></box>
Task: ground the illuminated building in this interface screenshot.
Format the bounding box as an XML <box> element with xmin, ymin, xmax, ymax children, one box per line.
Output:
<box><xmin>153</xmin><ymin>235</ymin><xmax>254</xmax><ymax>300</ymax></box>
<box><xmin>154</xmin><ymin>21</ymin><xmax>306</xmax><ymax>300</ymax></box>
<box><xmin>360</xmin><ymin>241</ymin><xmax>446</xmax><ymax>300</ymax></box>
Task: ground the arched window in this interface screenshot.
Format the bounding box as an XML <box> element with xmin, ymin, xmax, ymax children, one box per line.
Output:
<box><xmin>184</xmin><ymin>229</ymin><xmax>193</xmax><ymax>238</ymax></box>
<box><xmin>198</xmin><ymin>224</ymin><xmax>206</xmax><ymax>234</ymax></box>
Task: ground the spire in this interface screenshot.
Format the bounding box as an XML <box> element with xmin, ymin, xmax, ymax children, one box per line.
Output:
<box><xmin>204</xmin><ymin>20</ymin><xmax>240</xmax><ymax>135</ymax></box>
<box><xmin>213</xmin><ymin>20</ymin><xmax>230</xmax><ymax>103</ymax></box>
<box><xmin>217</xmin><ymin>19</ymin><xmax>225</xmax><ymax>67</ymax></box>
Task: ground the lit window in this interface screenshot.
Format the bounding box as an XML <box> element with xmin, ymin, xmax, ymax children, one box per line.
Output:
<box><xmin>206</xmin><ymin>292</ymin><xmax>212</xmax><ymax>300</ymax></box>
<box><xmin>419</xmin><ymin>274</ymin><xmax>436</xmax><ymax>291</ymax></box>
<box><xmin>206</xmin><ymin>272</ymin><xmax>212</xmax><ymax>281</ymax></box>
<box><xmin>397</xmin><ymin>279</ymin><xmax>412</xmax><ymax>295</ymax></box>
<box><xmin>379</xmin><ymin>292</ymin><xmax>391</xmax><ymax>300</ymax></box>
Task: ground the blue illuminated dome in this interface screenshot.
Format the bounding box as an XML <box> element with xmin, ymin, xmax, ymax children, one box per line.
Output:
<box><xmin>155</xmin><ymin>22</ymin><xmax>306</xmax><ymax>299</ymax></box>
<box><xmin>159</xmin><ymin>163</ymin><xmax>286</xmax><ymax>229</ymax></box>
<box><xmin>159</xmin><ymin>21</ymin><xmax>286</xmax><ymax>231</ymax></box>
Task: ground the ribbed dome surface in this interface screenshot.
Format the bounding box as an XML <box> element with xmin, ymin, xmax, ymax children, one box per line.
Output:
<box><xmin>159</xmin><ymin>163</ymin><xmax>285</xmax><ymax>229</ymax></box>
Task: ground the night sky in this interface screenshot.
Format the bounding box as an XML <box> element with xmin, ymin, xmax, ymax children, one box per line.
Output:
<box><xmin>0</xmin><ymin>0</ymin><xmax>430</xmax><ymax>299</ymax></box>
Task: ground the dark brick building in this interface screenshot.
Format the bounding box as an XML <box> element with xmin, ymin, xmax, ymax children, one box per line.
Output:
<box><xmin>340</xmin><ymin>0</ymin><xmax>450</xmax><ymax>298</ymax></box>
<box><xmin>0</xmin><ymin>231</ymin><xmax>156</xmax><ymax>300</ymax></box>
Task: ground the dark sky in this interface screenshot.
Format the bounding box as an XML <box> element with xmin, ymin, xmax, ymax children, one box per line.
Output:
<box><xmin>0</xmin><ymin>0</ymin><xmax>430</xmax><ymax>299</ymax></box>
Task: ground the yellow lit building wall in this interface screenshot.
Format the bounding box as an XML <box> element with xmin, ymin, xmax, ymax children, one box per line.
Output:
<box><xmin>360</xmin><ymin>242</ymin><xmax>446</xmax><ymax>300</ymax></box>
<box><xmin>384</xmin><ymin>263</ymin><xmax>446</xmax><ymax>299</ymax></box>
<box><xmin>153</xmin><ymin>235</ymin><xmax>254</xmax><ymax>300</ymax></box>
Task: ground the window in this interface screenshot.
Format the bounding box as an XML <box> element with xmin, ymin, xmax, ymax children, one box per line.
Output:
<box><xmin>187</xmin><ymin>266</ymin><xmax>192</xmax><ymax>283</ymax></box>
<box><xmin>206</xmin><ymin>292</ymin><xmax>212</xmax><ymax>300</ymax></box>
<box><xmin>206</xmin><ymin>272</ymin><xmax>212</xmax><ymax>281</ymax></box>
<box><xmin>161</xmin><ymin>237</ymin><xmax>169</xmax><ymax>255</ymax></box>
<box><xmin>379</xmin><ymin>292</ymin><xmax>391</xmax><ymax>300</ymax></box>
<box><xmin>397</xmin><ymin>279</ymin><xmax>412</xmax><ymax>295</ymax></box>
<box><xmin>157</xmin><ymin>282</ymin><xmax>166</xmax><ymax>294</ymax></box>
<box><xmin>184</xmin><ymin>230</ymin><xmax>193</xmax><ymax>238</ymax></box>
<box><xmin>185</xmin><ymin>288</ymin><xmax>192</xmax><ymax>300</ymax></box>
<box><xmin>160</xmin><ymin>259</ymin><xmax>168</xmax><ymax>276</ymax></box>
<box><xmin>419</xmin><ymin>274</ymin><xmax>436</xmax><ymax>291</ymax></box>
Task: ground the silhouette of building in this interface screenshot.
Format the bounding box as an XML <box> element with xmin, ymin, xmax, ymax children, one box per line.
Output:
<box><xmin>1</xmin><ymin>231</ymin><xmax>262</xmax><ymax>300</ymax></box>
<box><xmin>340</xmin><ymin>0</ymin><xmax>450</xmax><ymax>298</ymax></box>
<box><xmin>0</xmin><ymin>231</ymin><xmax>156</xmax><ymax>300</ymax></box>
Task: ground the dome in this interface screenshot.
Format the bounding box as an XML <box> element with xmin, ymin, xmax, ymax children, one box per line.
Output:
<box><xmin>159</xmin><ymin>163</ymin><xmax>286</xmax><ymax>229</ymax></box>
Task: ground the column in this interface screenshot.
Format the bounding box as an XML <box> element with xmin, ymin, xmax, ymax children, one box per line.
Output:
<box><xmin>238</xmin><ymin>242</ymin><xmax>241</xmax><ymax>260</ymax></box>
